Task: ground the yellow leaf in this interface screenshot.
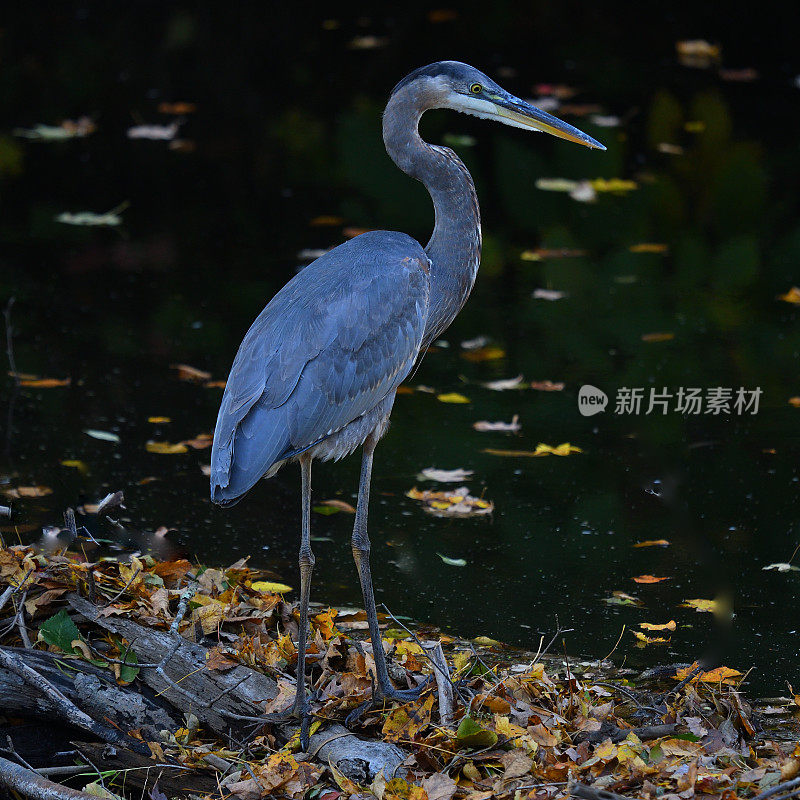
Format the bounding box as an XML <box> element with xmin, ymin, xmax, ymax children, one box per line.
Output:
<box><xmin>460</xmin><ymin>346</ymin><xmax>506</xmax><ymax>362</ymax></box>
<box><xmin>789</xmin><ymin>397</ymin><xmax>800</xmax><ymax>407</ymax></box>
<box><xmin>381</xmin><ymin>695</ymin><xmax>434</xmax><ymax>743</ymax></box>
<box><xmin>639</xmin><ymin>620</ymin><xmax>677</xmax><ymax>631</ymax></box>
<box><xmin>633</xmin><ymin>630</ymin><xmax>670</xmax><ymax>645</ymax></box>
<box><xmin>147</xmin><ymin>416</ymin><xmax>171</xmax><ymax>423</ymax></box>
<box><xmin>437</xmin><ymin>392</ymin><xmax>470</xmax><ymax>403</ymax></box>
<box><xmin>590</xmin><ymin>178</ymin><xmax>638</xmax><ymax>192</ymax></box>
<box><xmin>252</xmin><ymin>580</ymin><xmax>293</xmax><ymax>594</ymax></box>
<box><xmin>681</xmin><ymin>598</ymin><xmax>718</xmax><ymax>613</ymax></box>
<box><xmin>61</xmin><ymin>459</ymin><xmax>89</xmax><ymax>474</ymax></box>
<box><xmin>146</xmin><ymin>440</ymin><xmax>188</xmax><ymax>454</ymax></box>
<box><xmin>641</xmin><ymin>332</ymin><xmax>674</xmax><ymax>342</ymax></box>
<box><xmin>629</xmin><ymin>243</ymin><xmax>669</xmax><ymax>254</ymax></box>
<box><xmin>778</xmin><ymin>287</ymin><xmax>800</xmax><ymax>304</ymax></box>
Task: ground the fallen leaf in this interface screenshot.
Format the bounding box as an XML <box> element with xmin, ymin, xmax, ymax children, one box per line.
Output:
<box><xmin>61</xmin><ymin>459</ymin><xmax>89</xmax><ymax>474</ymax></box>
<box><xmin>533</xmin><ymin>288</ymin><xmax>568</xmax><ymax>300</ymax></box>
<box><xmin>460</xmin><ymin>335</ymin><xmax>490</xmax><ymax>350</ymax></box>
<box><xmin>84</xmin><ymin>429</ymin><xmax>120</xmax><ymax>443</ymax></box>
<box><xmin>170</xmin><ymin>363</ymin><xmax>211</xmax><ymax>382</ymax></box>
<box><xmin>641</xmin><ymin>332</ymin><xmax>674</xmax><ymax>342</ymax></box>
<box><xmin>461</xmin><ymin>346</ymin><xmax>505</xmax><ymax>361</ymax></box>
<box><xmin>601</xmin><ymin>590</ymin><xmax>643</xmax><ymax>606</ymax></box>
<box><xmin>639</xmin><ymin>620</ymin><xmax>677</xmax><ymax>631</ymax></box>
<box><xmin>147</xmin><ymin>416</ymin><xmax>171</xmax><ymax>424</ymax></box>
<box><xmin>251</xmin><ymin>580</ymin><xmax>293</xmax><ymax>594</ymax></box>
<box><xmin>676</xmin><ymin>663</ymin><xmax>742</xmax><ymax>685</ymax></box>
<box><xmin>681</xmin><ymin>598</ymin><xmax>718</xmax><ymax>613</ymax></box>
<box><xmin>520</xmin><ymin>248</ymin><xmax>587</xmax><ymax>261</ymax></box>
<box><xmin>406</xmin><ymin>486</ymin><xmax>493</xmax><ymax>517</ymax></box>
<box><xmin>437</xmin><ymin>392</ymin><xmax>470</xmax><ymax>403</ymax></box>
<box><xmin>182</xmin><ymin>433</ymin><xmax>213</xmax><ymax>449</ymax></box>
<box><xmin>483</xmin><ymin>375</ymin><xmax>525</xmax><ymax>391</ymax></box>
<box><xmin>3</xmin><ymin>486</ymin><xmax>53</xmax><ymax>499</ymax></box>
<box><xmin>18</xmin><ymin>377</ymin><xmax>71</xmax><ymax>388</ymax></box>
<box><xmin>629</xmin><ymin>243</ymin><xmax>669</xmax><ymax>254</ymax></box>
<box><xmin>127</xmin><ymin>122</ymin><xmax>180</xmax><ymax>140</ymax></box>
<box><xmin>633</xmin><ymin>539</ymin><xmax>670</xmax><ymax>548</ymax></box>
<box><xmin>763</xmin><ymin>562</ymin><xmax>800</xmax><ymax>572</ymax></box>
<box><xmin>313</xmin><ymin>499</ymin><xmax>356</xmax><ymax>514</ymax></box>
<box><xmin>633</xmin><ymin>631</ymin><xmax>670</xmax><ymax>645</ymax></box>
<box><xmin>789</xmin><ymin>398</ymin><xmax>800</xmax><ymax>407</ymax></box>
<box><xmin>530</xmin><ymin>380</ymin><xmax>565</xmax><ymax>391</ymax></box>
<box><xmin>501</xmin><ymin>748</ymin><xmax>533</xmax><ymax>778</ymax></box>
<box><xmin>473</xmin><ymin>415</ymin><xmax>520</xmax><ymax>432</ymax></box>
<box><xmin>437</xmin><ymin>553</ymin><xmax>467</xmax><ymax>567</ymax></box>
<box><xmin>381</xmin><ymin>695</ymin><xmax>434</xmax><ymax>742</ymax></box>
<box><xmin>157</xmin><ymin>101</ymin><xmax>197</xmax><ymax>114</ymax></box>
<box><xmin>778</xmin><ymin>287</ymin><xmax>800</xmax><ymax>304</ymax></box>
<box><xmin>676</xmin><ymin>40</ymin><xmax>721</xmax><ymax>68</ymax></box>
<box><xmin>418</xmin><ymin>467</ymin><xmax>474</xmax><ymax>482</ymax></box>
<box><xmin>633</xmin><ymin>575</ymin><xmax>670</xmax><ymax>584</ymax></box>
<box><xmin>421</xmin><ymin>772</ymin><xmax>457</xmax><ymax>800</ymax></box>
<box><xmin>457</xmin><ymin>715</ymin><xmax>497</xmax><ymax>748</ymax></box>
<box><xmin>146</xmin><ymin>441</ymin><xmax>188</xmax><ymax>454</ymax></box>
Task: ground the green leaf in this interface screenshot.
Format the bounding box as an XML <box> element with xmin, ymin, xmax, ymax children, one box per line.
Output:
<box><xmin>671</xmin><ymin>733</ymin><xmax>701</xmax><ymax>742</ymax></box>
<box><xmin>117</xmin><ymin>647</ymin><xmax>139</xmax><ymax>684</ymax></box>
<box><xmin>312</xmin><ymin>504</ymin><xmax>341</xmax><ymax>515</ymax></box>
<box><xmin>38</xmin><ymin>609</ymin><xmax>82</xmax><ymax>652</ymax></box>
<box><xmin>456</xmin><ymin>715</ymin><xmax>498</xmax><ymax>748</ymax></box>
<box><xmin>436</xmin><ymin>553</ymin><xmax>467</xmax><ymax>567</ymax></box>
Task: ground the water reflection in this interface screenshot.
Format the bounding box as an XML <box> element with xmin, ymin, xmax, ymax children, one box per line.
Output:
<box><xmin>0</xmin><ymin>7</ymin><xmax>798</xmax><ymax>695</ymax></box>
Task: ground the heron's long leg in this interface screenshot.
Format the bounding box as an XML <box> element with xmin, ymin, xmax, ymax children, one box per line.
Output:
<box><xmin>352</xmin><ymin>435</ymin><xmax>422</xmax><ymax>701</ymax></box>
<box><xmin>293</xmin><ymin>455</ymin><xmax>314</xmax><ymax>730</ymax></box>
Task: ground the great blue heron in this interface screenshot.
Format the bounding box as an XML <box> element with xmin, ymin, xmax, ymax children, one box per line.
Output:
<box><xmin>210</xmin><ymin>61</ymin><xmax>604</xmax><ymax>742</ymax></box>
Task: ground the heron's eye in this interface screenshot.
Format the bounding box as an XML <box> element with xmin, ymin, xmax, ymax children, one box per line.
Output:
<box><xmin>470</xmin><ymin>83</ymin><xmax>483</xmax><ymax>94</ymax></box>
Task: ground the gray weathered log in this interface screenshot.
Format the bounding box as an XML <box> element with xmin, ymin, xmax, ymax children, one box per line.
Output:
<box><xmin>67</xmin><ymin>594</ymin><xmax>411</xmax><ymax>778</ymax></box>
<box><xmin>0</xmin><ymin>647</ymin><xmax>179</xmax><ymax>739</ymax></box>
<box><xmin>0</xmin><ymin>753</ymin><xmax>103</xmax><ymax>800</ymax></box>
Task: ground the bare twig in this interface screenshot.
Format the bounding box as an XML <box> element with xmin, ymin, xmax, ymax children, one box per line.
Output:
<box><xmin>0</xmin><ymin>568</ymin><xmax>34</xmax><ymax>614</ymax></box>
<box><xmin>425</xmin><ymin>642</ymin><xmax>454</xmax><ymax>726</ymax></box>
<box><xmin>570</xmin><ymin>781</ymin><xmax>638</xmax><ymax>800</ymax></box>
<box><xmin>658</xmin><ymin>663</ymin><xmax>704</xmax><ymax>705</ymax></box>
<box><xmin>102</xmin><ymin>566</ymin><xmax>141</xmax><ymax>607</ymax></box>
<box><xmin>0</xmin><ymin>752</ymin><xmax>106</xmax><ymax>800</ymax></box>
<box><xmin>751</xmin><ymin>777</ymin><xmax>800</xmax><ymax>800</ymax></box>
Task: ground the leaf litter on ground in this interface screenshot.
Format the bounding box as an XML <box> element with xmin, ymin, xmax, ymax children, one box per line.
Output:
<box><xmin>0</xmin><ymin>534</ymin><xmax>798</xmax><ymax>800</ymax></box>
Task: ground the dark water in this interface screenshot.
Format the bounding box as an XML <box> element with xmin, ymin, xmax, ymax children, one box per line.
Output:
<box><xmin>1</xmin><ymin>6</ymin><xmax>799</xmax><ymax>694</ymax></box>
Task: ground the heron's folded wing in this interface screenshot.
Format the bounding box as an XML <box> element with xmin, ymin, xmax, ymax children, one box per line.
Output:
<box><xmin>211</xmin><ymin>232</ymin><xmax>430</xmax><ymax>500</ymax></box>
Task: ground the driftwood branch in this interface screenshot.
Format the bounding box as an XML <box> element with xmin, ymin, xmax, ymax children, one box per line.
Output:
<box><xmin>0</xmin><ymin>646</ymin><xmax>149</xmax><ymax>754</ymax></box>
<box><xmin>426</xmin><ymin>641</ymin><xmax>454</xmax><ymax>727</ymax></box>
<box><xmin>0</xmin><ymin>753</ymin><xmax>103</xmax><ymax>800</ymax></box>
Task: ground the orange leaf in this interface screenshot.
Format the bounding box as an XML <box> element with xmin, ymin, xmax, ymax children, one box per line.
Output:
<box><xmin>633</xmin><ymin>539</ymin><xmax>670</xmax><ymax>548</ymax></box>
<box><xmin>18</xmin><ymin>377</ymin><xmax>71</xmax><ymax>388</ymax></box>
<box><xmin>632</xmin><ymin>574</ymin><xmax>670</xmax><ymax>584</ymax></box>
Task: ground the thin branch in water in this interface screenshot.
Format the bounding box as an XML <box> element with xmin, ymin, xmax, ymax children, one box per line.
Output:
<box><xmin>4</xmin><ymin>297</ymin><xmax>18</xmax><ymax>385</ymax></box>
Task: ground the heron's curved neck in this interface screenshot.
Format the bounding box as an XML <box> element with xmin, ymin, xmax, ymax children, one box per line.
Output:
<box><xmin>383</xmin><ymin>88</ymin><xmax>481</xmax><ymax>345</ymax></box>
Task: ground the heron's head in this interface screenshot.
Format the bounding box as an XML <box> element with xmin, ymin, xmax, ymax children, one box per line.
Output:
<box><xmin>391</xmin><ymin>61</ymin><xmax>605</xmax><ymax>151</ymax></box>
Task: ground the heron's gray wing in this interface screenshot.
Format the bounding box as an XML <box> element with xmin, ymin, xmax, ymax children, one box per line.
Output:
<box><xmin>211</xmin><ymin>231</ymin><xmax>430</xmax><ymax>503</ymax></box>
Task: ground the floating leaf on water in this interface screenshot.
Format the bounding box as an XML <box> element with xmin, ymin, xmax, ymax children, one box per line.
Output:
<box><xmin>640</xmin><ymin>620</ymin><xmax>677</xmax><ymax>631</ymax></box>
<box><xmin>535</xmin><ymin>177</ymin><xmax>579</xmax><ymax>192</ymax></box>
<box><xmin>18</xmin><ymin>377</ymin><xmax>71</xmax><ymax>388</ymax></box>
<box><xmin>200</xmin><ymin>464</ymin><xmax>211</xmax><ymax>476</ymax></box>
<box><xmin>182</xmin><ymin>433</ymin><xmax>213</xmax><ymax>449</ymax></box>
<box><xmin>763</xmin><ymin>562</ymin><xmax>800</xmax><ymax>572</ymax></box>
<box><xmin>530</xmin><ymin>380</ymin><xmax>565</xmax><ymax>391</ymax></box>
<box><xmin>633</xmin><ymin>539</ymin><xmax>670</xmax><ymax>548</ymax></box>
<box><xmin>591</xmin><ymin>178</ymin><xmax>638</xmax><ymax>193</ymax></box>
<box><xmin>460</xmin><ymin>345</ymin><xmax>505</xmax><ymax>362</ymax></box>
<box><xmin>483</xmin><ymin>443</ymin><xmax>581</xmax><ymax>457</ymax></box>
<box><xmin>418</xmin><ymin>467</ymin><xmax>474</xmax><ymax>483</ymax></box>
<box><xmin>629</xmin><ymin>243</ymin><xmax>669</xmax><ymax>254</ymax></box>
<box><xmin>251</xmin><ymin>580</ymin><xmax>293</xmax><ymax>594</ymax></box>
<box><xmin>676</xmin><ymin>40</ymin><xmax>721</xmax><ymax>68</ymax></box>
<box><xmin>778</xmin><ymin>287</ymin><xmax>800</xmax><ymax>304</ymax></box>
<box><xmin>203</xmin><ymin>380</ymin><xmax>226</xmax><ymax>389</ymax></box>
<box><xmin>521</xmin><ymin>248</ymin><xmax>587</xmax><ymax>261</ymax></box>
<box><xmin>313</xmin><ymin>498</ymin><xmax>356</xmax><ymax>515</ymax></box>
<box><xmin>309</xmin><ymin>215</ymin><xmax>344</xmax><ymax>226</ymax></box>
<box><xmin>437</xmin><ymin>392</ymin><xmax>470</xmax><ymax>404</ymax></box>
<box><xmin>347</xmin><ymin>35</ymin><xmax>389</xmax><ymax>50</ymax></box>
<box><xmin>3</xmin><ymin>485</ymin><xmax>53</xmax><ymax>499</ymax></box>
<box><xmin>127</xmin><ymin>122</ymin><xmax>180</xmax><ymax>140</ymax></box>
<box><xmin>633</xmin><ymin>631</ymin><xmax>670</xmax><ymax>646</ymax></box>
<box><xmin>533</xmin><ymin>288</ymin><xmax>567</xmax><ymax>301</ymax></box>
<box><xmin>170</xmin><ymin>363</ymin><xmax>211</xmax><ymax>382</ymax></box>
<box><xmin>657</xmin><ymin>142</ymin><xmax>684</xmax><ymax>155</ymax></box>
<box><xmin>589</xmin><ymin>114</ymin><xmax>621</xmax><ymax>127</ymax></box>
<box><xmin>788</xmin><ymin>398</ymin><xmax>800</xmax><ymax>407</ymax></box>
<box><xmin>482</xmin><ymin>374</ymin><xmax>525</xmax><ymax>391</ymax></box>
<box><xmin>13</xmin><ymin>117</ymin><xmax>95</xmax><ymax>141</ymax></box>
<box><xmin>146</xmin><ymin>441</ymin><xmax>188</xmax><ymax>454</ymax></box>
<box><xmin>157</xmin><ymin>101</ymin><xmax>197</xmax><ymax>114</ymax></box>
<box><xmin>436</xmin><ymin>553</ymin><xmax>466</xmax><ymax>567</ymax></box>
<box><xmin>442</xmin><ymin>133</ymin><xmax>476</xmax><ymax>147</ymax></box>
<box><xmin>676</xmin><ymin>662</ymin><xmax>741</xmax><ymax>685</ymax></box>
<box><xmin>84</xmin><ymin>429</ymin><xmax>120</xmax><ymax>443</ymax></box>
<box><xmin>148</xmin><ymin>416</ymin><xmax>171</xmax><ymax>424</ymax></box>
<box><xmin>406</xmin><ymin>486</ymin><xmax>493</xmax><ymax>517</ymax></box>
<box><xmin>61</xmin><ymin>459</ymin><xmax>89</xmax><ymax>475</ymax></box>
<box><xmin>641</xmin><ymin>332</ymin><xmax>674</xmax><ymax>342</ymax></box>
<box><xmin>57</xmin><ymin>202</ymin><xmax>128</xmax><ymax>226</ymax></box>
<box><xmin>601</xmin><ymin>590</ymin><xmax>643</xmax><ymax>606</ymax></box>
<box><xmin>681</xmin><ymin>598</ymin><xmax>718</xmax><ymax>613</ymax></box>
<box><xmin>632</xmin><ymin>574</ymin><xmax>670</xmax><ymax>584</ymax></box>
<box><xmin>343</xmin><ymin>226</ymin><xmax>374</xmax><ymax>239</ymax></box>
<box><xmin>473</xmin><ymin>415</ymin><xmax>521</xmax><ymax>433</ymax></box>
<box><xmin>460</xmin><ymin>335</ymin><xmax>490</xmax><ymax>350</ymax></box>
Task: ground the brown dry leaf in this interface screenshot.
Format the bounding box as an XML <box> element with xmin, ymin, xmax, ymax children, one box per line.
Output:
<box><xmin>158</xmin><ymin>101</ymin><xmax>197</xmax><ymax>114</ymax></box>
<box><xmin>204</xmin><ymin>380</ymin><xmax>226</xmax><ymax>388</ymax></box>
<box><xmin>329</xmin><ymin>760</ymin><xmax>363</xmax><ymax>795</ymax></box>
<box><xmin>206</xmin><ymin>645</ymin><xmax>238</xmax><ymax>671</ymax></box>
<box><xmin>182</xmin><ymin>433</ymin><xmax>213</xmax><ymax>449</ymax></box>
<box><xmin>473</xmin><ymin>415</ymin><xmax>520</xmax><ymax>433</ymax></box>
<box><xmin>170</xmin><ymin>363</ymin><xmax>211</xmax><ymax>382</ymax></box>
<box><xmin>641</xmin><ymin>332</ymin><xmax>674</xmax><ymax>342</ymax></box>
<box><xmin>639</xmin><ymin>620</ymin><xmax>677</xmax><ymax>631</ymax></box>
<box><xmin>530</xmin><ymin>380</ymin><xmax>565</xmax><ymax>391</ymax></box>
<box><xmin>3</xmin><ymin>485</ymin><xmax>53</xmax><ymax>499</ymax></box>
<box><xmin>632</xmin><ymin>574</ymin><xmax>670</xmax><ymax>584</ymax></box>
<box><xmin>629</xmin><ymin>243</ymin><xmax>669</xmax><ymax>254</ymax></box>
<box><xmin>789</xmin><ymin>397</ymin><xmax>800</xmax><ymax>407</ymax></box>
<box><xmin>633</xmin><ymin>539</ymin><xmax>670</xmax><ymax>548</ymax></box>
<box><xmin>521</xmin><ymin>248</ymin><xmax>587</xmax><ymax>261</ymax></box>
<box><xmin>18</xmin><ymin>377</ymin><xmax>71</xmax><ymax>388</ymax></box>
<box><xmin>343</xmin><ymin>226</ymin><xmax>374</xmax><ymax>238</ymax></box>
<box><xmin>501</xmin><ymin>748</ymin><xmax>533</xmax><ymax>778</ymax></box>
<box><xmin>381</xmin><ymin>695</ymin><xmax>434</xmax><ymax>743</ymax></box>
<box><xmin>528</xmin><ymin>722</ymin><xmax>559</xmax><ymax>747</ymax></box>
<box><xmin>406</xmin><ymin>486</ymin><xmax>493</xmax><ymax>517</ymax></box>
<box><xmin>309</xmin><ymin>215</ymin><xmax>344</xmax><ymax>226</ymax></box>
<box><xmin>146</xmin><ymin>441</ymin><xmax>188</xmax><ymax>454</ymax></box>
<box><xmin>422</xmin><ymin>772</ymin><xmax>457</xmax><ymax>800</ymax></box>
<box><xmin>778</xmin><ymin>287</ymin><xmax>800</xmax><ymax>304</ymax></box>
<box><xmin>384</xmin><ymin>777</ymin><xmax>427</xmax><ymax>800</ymax></box>
<box><xmin>317</xmin><ymin>498</ymin><xmax>356</xmax><ymax>513</ymax></box>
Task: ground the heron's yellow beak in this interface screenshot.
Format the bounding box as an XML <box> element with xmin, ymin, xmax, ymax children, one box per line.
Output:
<box><xmin>494</xmin><ymin>102</ymin><xmax>605</xmax><ymax>150</ymax></box>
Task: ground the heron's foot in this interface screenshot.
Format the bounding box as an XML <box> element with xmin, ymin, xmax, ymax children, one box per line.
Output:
<box><xmin>344</xmin><ymin>675</ymin><xmax>433</xmax><ymax>728</ymax></box>
<box><xmin>262</xmin><ymin>694</ymin><xmax>313</xmax><ymax>751</ymax></box>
